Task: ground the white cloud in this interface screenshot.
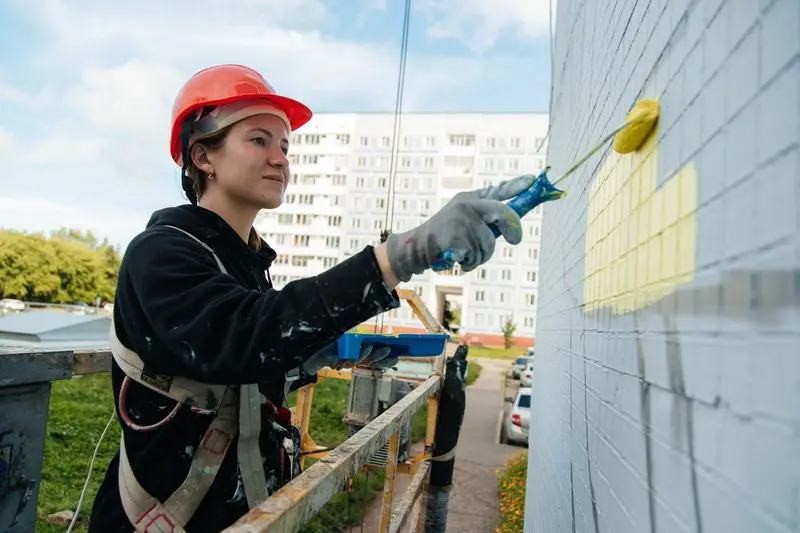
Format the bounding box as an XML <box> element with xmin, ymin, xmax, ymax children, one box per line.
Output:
<box><xmin>0</xmin><ymin>81</ymin><xmax>55</xmax><ymax>110</ymax></box>
<box><xmin>0</xmin><ymin>129</ymin><xmax>16</xmax><ymax>155</ymax></box>
<box><xmin>0</xmin><ymin>196</ymin><xmax>150</xmax><ymax>250</ymax></box>
<box><xmin>0</xmin><ymin>82</ymin><xmax>34</xmax><ymax>104</ymax></box>
<box><xmin>66</xmin><ymin>60</ymin><xmax>185</xmax><ymax>138</ymax></box>
<box><xmin>16</xmin><ymin>134</ymin><xmax>107</xmax><ymax>166</ymax></box>
<box><xmin>415</xmin><ymin>0</ymin><xmax>556</xmax><ymax>51</ymax></box>
<box><xmin>3</xmin><ymin>0</ymin><xmax>544</xmax><ymax>247</ymax></box>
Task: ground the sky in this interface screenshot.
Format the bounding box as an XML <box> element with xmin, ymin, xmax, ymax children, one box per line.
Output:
<box><xmin>0</xmin><ymin>0</ymin><xmax>555</xmax><ymax>250</ymax></box>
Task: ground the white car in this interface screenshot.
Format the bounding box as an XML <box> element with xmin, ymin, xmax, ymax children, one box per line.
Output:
<box><xmin>504</xmin><ymin>387</ymin><xmax>531</xmax><ymax>446</ymax></box>
<box><xmin>520</xmin><ymin>361</ymin><xmax>534</xmax><ymax>387</ymax></box>
<box><xmin>511</xmin><ymin>356</ymin><xmax>533</xmax><ymax>379</ymax></box>
<box><xmin>0</xmin><ymin>299</ymin><xmax>25</xmax><ymax>312</ymax></box>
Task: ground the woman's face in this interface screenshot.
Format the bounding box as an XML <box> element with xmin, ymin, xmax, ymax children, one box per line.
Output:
<box><xmin>204</xmin><ymin>113</ymin><xmax>291</xmax><ymax>209</ymax></box>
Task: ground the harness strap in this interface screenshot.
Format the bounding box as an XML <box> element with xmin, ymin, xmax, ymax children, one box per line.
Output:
<box><xmin>118</xmin><ymin>386</ymin><xmax>239</xmax><ymax>533</ymax></box>
<box><xmin>238</xmin><ymin>384</ymin><xmax>269</xmax><ymax>507</ymax></box>
<box><xmin>110</xmin><ymin>325</ymin><xmax>227</xmax><ymax>411</ymax></box>
<box><xmin>114</xmin><ymin>224</ymin><xmax>271</xmax><ymax>531</ymax></box>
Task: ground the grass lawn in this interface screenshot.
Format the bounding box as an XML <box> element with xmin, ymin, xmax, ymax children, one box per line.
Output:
<box><xmin>465</xmin><ymin>345</ymin><xmax>523</xmax><ymax>361</ymax></box>
<box><xmin>496</xmin><ymin>450</ymin><xmax>528</xmax><ymax>533</ymax></box>
<box><xmin>465</xmin><ymin>360</ymin><xmax>483</xmax><ymax>386</ymax></box>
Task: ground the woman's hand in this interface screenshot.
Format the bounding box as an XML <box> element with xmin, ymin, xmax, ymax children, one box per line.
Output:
<box><xmin>382</xmin><ymin>174</ymin><xmax>535</xmax><ymax>283</ymax></box>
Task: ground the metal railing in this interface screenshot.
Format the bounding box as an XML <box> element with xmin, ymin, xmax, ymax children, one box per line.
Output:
<box><xmin>0</xmin><ymin>289</ymin><xmax>457</xmax><ymax>533</ymax></box>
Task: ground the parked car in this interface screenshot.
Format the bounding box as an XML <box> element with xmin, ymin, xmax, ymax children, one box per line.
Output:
<box><xmin>504</xmin><ymin>387</ymin><xmax>531</xmax><ymax>446</ymax></box>
<box><xmin>511</xmin><ymin>355</ymin><xmax>534</xmax><ymax>379</ymax></box>
<box><xmin>0</xmin><ymin>299</ymin><xmax>26</xmax><ymax>312</ymax></box>
<box><xmin>520</xmin><ymin>361</ymin><xmax>534</xmax><ymax>387</ymax></box>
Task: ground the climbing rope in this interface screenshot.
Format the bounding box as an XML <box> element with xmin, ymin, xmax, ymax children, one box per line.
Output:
<box><xmin>377</xmin><ymin>0</ymin><xmax>412</xmax><ymax>335</ymax></box>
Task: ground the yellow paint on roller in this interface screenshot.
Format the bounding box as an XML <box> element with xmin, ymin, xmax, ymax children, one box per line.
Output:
<box><xmin>614</xmin><ymin>99</ymin><xmax>660</xmax><ymax>154</ymax></box>
<box><xmin>583</xmin><ymin>126</ymin><xmax>698</xmax><ymax>314</ymax></box>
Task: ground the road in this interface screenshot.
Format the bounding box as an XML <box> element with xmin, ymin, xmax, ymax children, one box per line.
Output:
<box><xmin>349</xmin><ymin>350</ymin><xmax>523</xmax><ymax>532</ymax></box>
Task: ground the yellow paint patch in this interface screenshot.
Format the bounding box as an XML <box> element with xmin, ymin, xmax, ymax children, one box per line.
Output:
<box><xmin>583</xmin><ymin>129</ymin><xmax>698</xmax><ymax>314</ymax></box>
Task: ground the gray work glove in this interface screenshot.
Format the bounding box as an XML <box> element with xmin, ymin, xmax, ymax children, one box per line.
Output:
<box><xmin>300</xmin><ymin>342</ymin><xmax>396</xmax><ymax>375</ymax></box>
<box><xmin>385</xmin><ymin>175</ymin><xmax>534</xmax><ymax>282</ymax></box>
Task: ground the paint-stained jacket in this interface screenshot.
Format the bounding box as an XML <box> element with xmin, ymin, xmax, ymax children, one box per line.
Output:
<box><xmin>88</xmin><ymin>204</ymin><xmax>399</xmax><ymax>532</ymax></box>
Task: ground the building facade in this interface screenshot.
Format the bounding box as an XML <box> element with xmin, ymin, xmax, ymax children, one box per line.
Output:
<box><xmin>254</xmin><ymin>113</ymin><xmax>549</xmax><ymax>346</ymax></box>
<box><xmin>527</xmin><ymin>1</ymin><xmax>799</xmax><ymax>532</ymax></box>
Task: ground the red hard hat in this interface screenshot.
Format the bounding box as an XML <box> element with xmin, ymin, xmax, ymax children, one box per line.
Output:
<box><xmin>169</xmin><ymin>64</ymin><xmax>313</xmax><ymax>165</ymax></box>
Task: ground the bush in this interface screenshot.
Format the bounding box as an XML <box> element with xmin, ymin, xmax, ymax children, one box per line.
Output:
<box><xmin>496</xmin><ymin>450</ymin><xmax>528</xmax><ymax>533</ymax></box>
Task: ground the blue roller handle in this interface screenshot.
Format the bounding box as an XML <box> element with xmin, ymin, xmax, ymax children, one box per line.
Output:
<box><xmin>431</xmin><ymin>167</ymin><xmax>565</xmax><ymax>271</ymax></box>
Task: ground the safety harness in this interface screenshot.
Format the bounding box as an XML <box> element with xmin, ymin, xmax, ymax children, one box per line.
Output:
<box><xmin>109</xmin><ymin>225</ymin><xmax>300</xmax><ymax>533</ymax></box>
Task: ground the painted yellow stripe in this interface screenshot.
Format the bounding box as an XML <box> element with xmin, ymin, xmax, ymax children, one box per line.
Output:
<box><xmin>583</xmin><ymin>124</ymin><xmax>698</xmax><ymax>314</ymax></box>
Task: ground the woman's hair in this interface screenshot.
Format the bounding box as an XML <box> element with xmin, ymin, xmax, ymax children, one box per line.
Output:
<box><xmin>180</xmin><ymin>117</ymin><xmax>262</xmax><ymax>251</ymax></box>
<box><xmin>182</xmin><ymin>124</ymin><xmax>232</xmax><ymax>205</ymax></box>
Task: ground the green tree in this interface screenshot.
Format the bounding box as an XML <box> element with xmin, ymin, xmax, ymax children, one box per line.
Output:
<box><xmin>501</xmin><ymin>314</ymin><xmax>517</xmax><ymax>349</ymax></box>
<box><xmin>0</xmin><ymin>228</ymin><xmax>121</xmax><ymax>304</ymax></box>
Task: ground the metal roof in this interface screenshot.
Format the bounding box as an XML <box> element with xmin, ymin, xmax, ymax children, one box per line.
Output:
<box><xmin>0</xmin><ymin>311</ymin><xmax>111</xmax><ymax>345</ymax></box>
<box><xmin>0</xmin><ymin>311</ymin><xmax>100</xmax><ymax>334</ymax></box>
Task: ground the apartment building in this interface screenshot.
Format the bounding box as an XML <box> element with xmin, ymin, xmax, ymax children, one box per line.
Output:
<box><xmin>254</xmin><ymin>113</ymin><xmax>548</xmax><ymax>346</ymax></box>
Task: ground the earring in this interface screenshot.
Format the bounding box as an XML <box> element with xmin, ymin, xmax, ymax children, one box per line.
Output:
<box><xmin>208</xmin><ymin>171</ymin><xmax>215</xmax><ymax>180</ymax></box>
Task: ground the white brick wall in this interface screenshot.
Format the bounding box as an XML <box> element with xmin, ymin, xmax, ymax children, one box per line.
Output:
<box><xmin>525</xmin><ymin>1</ymin><xmax>800</xmax><ymax>532</ymax></box>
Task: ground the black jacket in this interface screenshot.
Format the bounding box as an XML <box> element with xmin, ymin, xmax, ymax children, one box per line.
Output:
<box><xmin>89</xmin><ymin>205</ymin><xmax>399</xmax><ymax>532</ymax></box>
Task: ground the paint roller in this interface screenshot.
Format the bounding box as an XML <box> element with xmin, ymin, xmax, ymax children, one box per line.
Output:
<box><xmin>431</xmin><ymin>99</ymin><xmax>661</xmax><ymax>271</ymax></box>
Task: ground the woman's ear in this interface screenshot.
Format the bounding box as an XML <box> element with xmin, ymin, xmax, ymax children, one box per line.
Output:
<box><xmin>190</xmin><ymin>143</ymin><xmax>214</xmax><ymax>176</ymax></box>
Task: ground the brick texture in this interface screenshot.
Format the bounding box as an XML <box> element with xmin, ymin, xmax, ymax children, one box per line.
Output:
<box><xmin>525</xmin><ymin>1</ymin><xmax>800</xmax><ymax>532</ymax></box>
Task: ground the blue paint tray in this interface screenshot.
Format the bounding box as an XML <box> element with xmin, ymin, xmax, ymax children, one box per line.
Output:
<box><xmin>337</xmin><ymin>332</ymin><xmax>450</xmax><ymax>361</ymax></box>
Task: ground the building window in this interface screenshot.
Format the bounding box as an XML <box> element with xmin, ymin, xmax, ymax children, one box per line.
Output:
<box><xmin>360</xmin><ymin>136</ymin><xmax>369</xmax><ymax>146</ymax></box>
<box><xmin>526</xmin><ymin>271</ymin><xmax>537</xmax><ymax>283</ymax></box>
<box><xmin>501</xmin><ymin>269</ymin><xmax>512</xmax><ymax>281</ymax></box>
<box><xmin>448</xmin><ymin>134</ymin><xmax>475</xmax><ymax>146</ymax></box>
<box><xmin>524</xmin><ymin>317</ymin><xmax>535</xmax><ymax>328</ymax></box>
<box><xmin>475</xmin><ymin>290</ymin><xmax>485</xmax><ymax>302</ymax></box>
<box><xmin>525</xmin><ymin>294</ymin><xmax>536</xmax><ymax>306</ymax></box>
